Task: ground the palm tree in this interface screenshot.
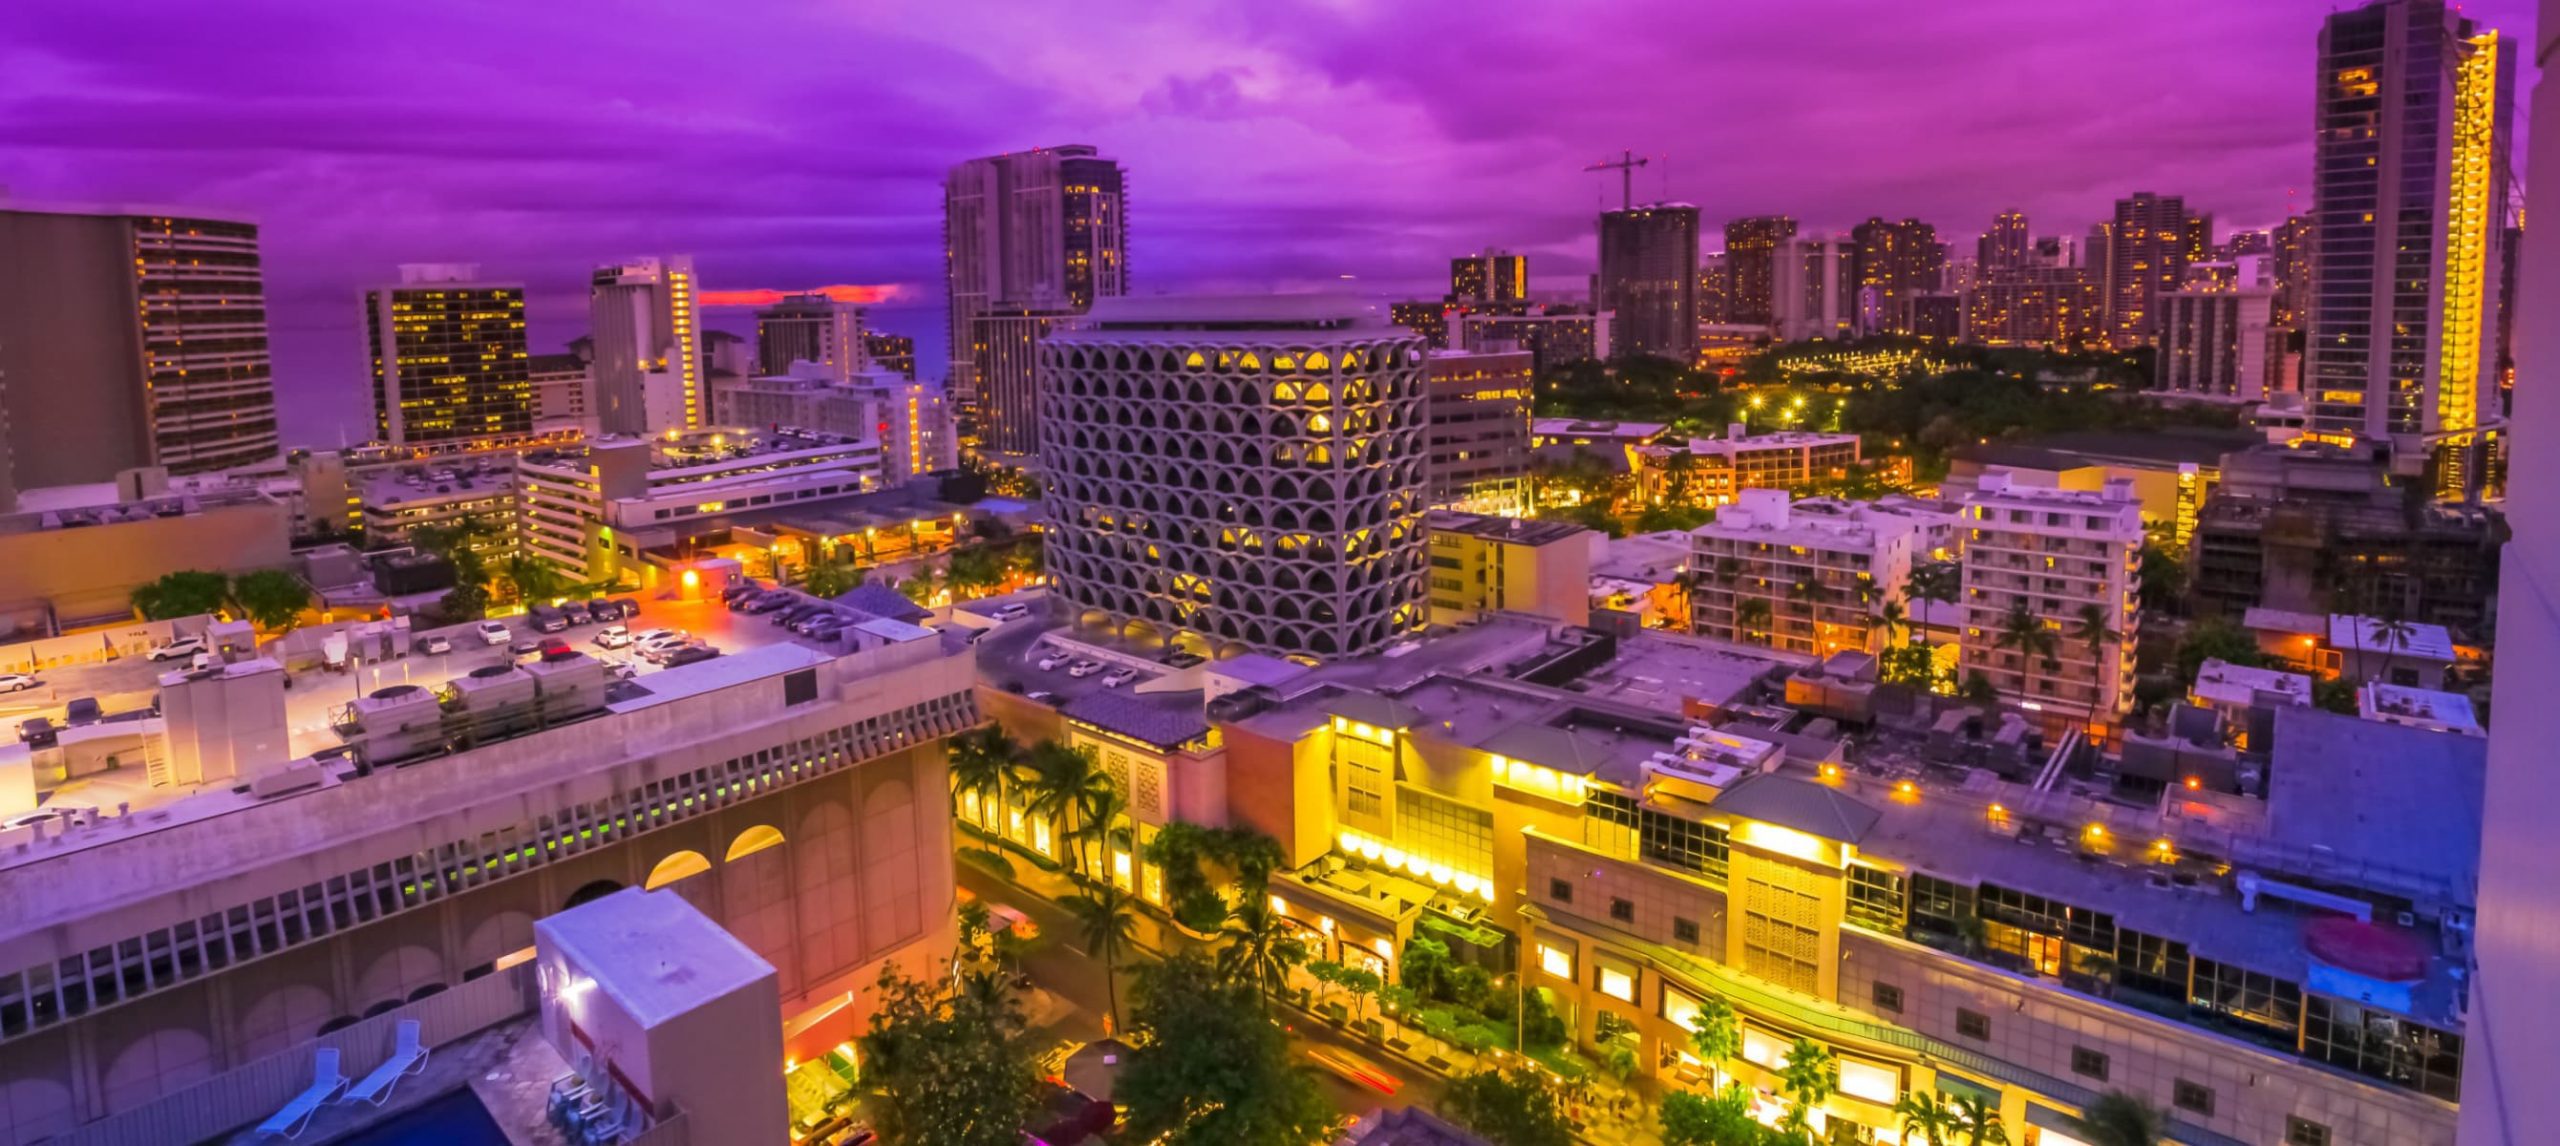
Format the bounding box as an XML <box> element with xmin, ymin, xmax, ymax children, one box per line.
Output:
<box><xmin>1062</xmin><ymin>882</ymin><xmax>1138</xmax><ymax>1032</ymax></box>
<box><xmin>2370</xmin><ymin>608</ymin><xmax>2419</xmax><ymax>686</ymax></box>
<box><xmin>1908</xmin><ymin>559</ymin><xmax>1962</xmax><ymax>610</ymax></box>
<box><xmin>1878</xmin><ymin>597</ymin><xmax>1910</xmax><ymax>646</ymax></box>
<box><xmin>1894</xmin><ymin>1091</ymin><xmax>1960</xmax><ymax>1146</ymax></box>
<box><xmin>1217</xmin><ymin>895</ymin><xmax>1308</xmax><ymax>1009</ymax></box>
<box><xmin>2074</xmin><ymin>1091</ymin><xmax>2166</xmax><ymax>1146</ymax></box>
<box><xmin>945</xmin><ymin>726</ymin><xmax>1020</xmax><ymax>846</ymax></box>
<box><xmin>1775</xmin><ymin>1038</ymin><xmax>1838</xmax><ymax>1140</ymax></box>
<box><xmin>498</xmin><ymin>553</ymin><xmax>568</xmax><ymax>605</ymax></box>
<box><xmin>1993</xmin><ymin>602</ymin><xmax>2060</xmax><ymax>696</ymax></box>
<box><xmin>2068</xmin><ymin>602</ymin><xmax>2120</xmax><ymax>737</ymax></box>
<box><xmin>1077</xmin><ymin>782</ymin><xmax>1130</xmax><ymax>888</ymax></box>
<box><xmin>1023</xmin><ymin>741</ymin><xmax>1112</xmax><ymax>878</ymax></box>
<box><xmin>1948</xmin><ymin>1093</ymin><xmax>2009</xmax><ymax>1146</ymax></box>
<box><xmin>1735</xmin><ymin>597</ymin><xmax>1774</xmax><ymax>643</ymax></box>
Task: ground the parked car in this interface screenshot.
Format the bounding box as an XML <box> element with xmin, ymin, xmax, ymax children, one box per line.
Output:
<box><xmin>771</xmin><ymin>603</ymin><xmax>821</xmax><ymax>627</ymax></box>
<box><xmin>1100</xmin><ymin>668</ymin><xmax>1137</xmax><ymax>689</ymax></box>
<box><xmin>473</xmin><ymin>620</ymin><xmax>512</xmax><ymax>646</ymax></box>
<box><xmin>1035</xmin><ymin>652</ymin><xmax>1068</xmax><ymax>671</ymax></box>
<box><xmin>663</xmin><ymin>644</ymin><xmax>721</xmax><ymax>667</ymax></box>
<box><xmin>640</xmin><ymin>641</ymin><xmax>694</xmax><ymax>665</ymax></box>
<box><xmin>527</xmin><ymin>605</ymin><xmax>569</xmax><ymax>634</ymax></box>
<box><xmin>63</xmin><ymin>697</ymin><xmax>101</xmax><ymax>725</ymax></box>
<box><xmin>510</xmin><ymin>640</ymin><xmax>543</xmax><ymax>660</ymax></box>
<box><xmin>1067</xmin><ymin>660</ymin><xmax>1103</xmax><ymax>678</ymax></box>
<box><xmin>0</xmin><ymin>673</ymin><xmax>38</xmax><ymax>693</ymax></box>
<box><xmin>608</xmin><ymin>597</ymin><xmax>641</xmax><ymax>620</ymax></box>
<box><xmin>1025</xmin><ymin>690</ymin><xmax>1056</xmax><ymax>704</ymax></box>
<box><xmin>148</xmin><ymin>636</ymin><xmax>208</xmax><ymax>661</ymax></box>
<box><xmin>189</xmin><ymin>652</ymin><xmax>220</xmax><ymax>673</ymax></box>
<box><xmin>720</xmin><ymin>583</ymin><xmax>760</xmax><ymax>605</ymax></box>
<box><xmin>606</xmin><ymin>662</ymin><xmax>638</xmax><ymax>682</ymax></box>
<box><xmin>558</xmin><ymin>600</ymin><xmax>593</xmax><ymax>626</ymax></box>
<box><xmin>413</xmin><ymin>634</ymin><xmax>453</xmax><ymax>656</ymax></box>
<box><xmin>993</xmin><ymin>602</ymin><xmax>1032</xmax><ymax>621</ymax></box>
<box><xmin>745</xmin><ymin>593</ymin><xmax>794</xmax><ymax>615</ymax></box>
<box><xmin>539</xmin><ymin>638</ymin><xmax>574</xmax><ymax>658</ymax></box>
<box><xmin>725</xmin><ymin>589</ymin><xmax>764</xmax><ymax>612</ymax></box>
<box><xmin>17</xmin><ymin>718</ymin><xmax>54</xmax><ymax>747</ymax></box>
<box><xmin>593</xmin><ymin>625</ymin><xmax>633</xmax><ymax>649</ymax></box>
<box><xmin>632</xmin><ymin>628</ymin><xmax>686</xmax><ymax>649</ymax></box>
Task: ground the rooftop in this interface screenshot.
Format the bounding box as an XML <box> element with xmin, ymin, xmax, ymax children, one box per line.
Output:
<box><xmin>2358</xmin><ymin>683</ymin><xmax>2482</xmax><ymax>735</ymax></box>
<box><xmin>2265</xmin><ymin>706</ymin><xmax>2483</xmax><ymax>892</ymax></box>
<box><xmin>1078</xmin><ymin>293</ymin><xmax>1385</xmax><ymax>329</ymax></box>
<box><xmin>2328</xmin><ymin>614</ymin><xmax>2457</xmax><ymax>662</ymax></box>
<box><xmin>2191</xmin><ymin>658</ymin><xmax>2313</xmax><ymax>708</ymax></box>
<box><xmin>1337</xmin><ymin>1107</ymin><xmax>1490</xmax><ymax>1146</ymax></box>
<box><xmin>1532</xmin><ymin>418</ymin><xmax>1669</xmax><ymax>440</ymax></box>
<box><xmin>1953</xmin><ymin>428</ymin><xmax>2259</xmax><ymax>471</ymax></box>
<box><xmin>1426</xmin><ymin>509</ymin><xmax>1589</xmax><ymax>548</ymax></box>
<box><xmin>536</xmin><ymin>887</ymin><xmax>773</xmax><ymax>1031</ymax></box>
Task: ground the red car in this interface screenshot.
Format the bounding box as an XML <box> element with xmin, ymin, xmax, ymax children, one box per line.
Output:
<box><xmin>539</xmin><ymin>638</ymin><xmax>575</xmax><ymax>659</ymax></box>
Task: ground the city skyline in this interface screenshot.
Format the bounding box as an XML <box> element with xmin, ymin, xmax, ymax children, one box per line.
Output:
<box><xmin>2</xmin><ymin>0</ymin><xmax>2536</xmax><ymax>446</ymax></box>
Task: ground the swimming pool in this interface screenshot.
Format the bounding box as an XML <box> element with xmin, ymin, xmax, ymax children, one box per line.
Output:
<box><xmin>330</xmin><ymin>1086</ymin><xmax>511</xmax><ymax>1146</ymax></box>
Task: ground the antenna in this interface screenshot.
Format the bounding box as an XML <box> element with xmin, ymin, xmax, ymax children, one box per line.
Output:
<box><xmin>1584</xmin><ymin>150</ymin><xmax>1651</xmax><ymax>212</ymax></box>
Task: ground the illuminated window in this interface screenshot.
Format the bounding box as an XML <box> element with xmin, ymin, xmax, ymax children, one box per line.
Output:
<box><xmin>1595</xmin><ymin>957</ymin><xmax>1636</xmax><ymax>1002</ymax></box>
<box><xmin>1537</xmin><ymin>943</ymin><xmax>1572</xmax><ymax>979</ymax></box>
<box><xmin>1837</xmin><ymin>1058</ymin><xmax>1898</xmax><ymax>1104</ymax></box>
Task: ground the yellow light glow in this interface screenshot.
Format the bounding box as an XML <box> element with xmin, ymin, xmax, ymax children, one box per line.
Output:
<box><xmin>1736</xmin><ymin>821</ymin><xmax>1832</xmax><ymax>865</ymax></box>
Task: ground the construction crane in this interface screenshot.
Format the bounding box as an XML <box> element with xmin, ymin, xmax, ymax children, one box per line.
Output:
<box><xmin>1585</xmin><ymin>150</ymin><xmax>1650</xmax><ymax>212</ymax></box>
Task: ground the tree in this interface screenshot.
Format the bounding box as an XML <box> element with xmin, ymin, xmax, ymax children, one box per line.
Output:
<box><xmin>1992</xmin><ymin>602</ymin><xmax>2060</xmax><ymax>689</ymax></box>
<box><xmin>2068</xmin><ymin>602</ymin><xmax>2119</xmax><ymax>734</ymax></box>
<box><xmin>1062</xmin><ymin>882</ymin><xmax>1138</xmax><ymax>1032</ymax></box>
<box><xmin>1907</xmin><ymin>560</ymin><xmax>1962</xmax><ymax>610</ymax></box>
<box><xmin>2136</xmin><ymin>540</ymin><xmax>2187</xmax><ymax>614</ymax></box>
<box><xmin>801</xmin><ymin>547</ymin><xmax>866</xmax><ymax>599</ymax></box>
<box><xmin>2073</xmin><ymin>1091</ymin><xmax>2166</xmax><ymax>1146</ymax></box>
<box><xmin>1116</xmin><ymin>953</ymin><xmax>1338</xmax><ymax>1146</ymax></box>
<box><xmin>1775</xmin><ymin>1038</ymin><xmax>1838</xmax><ymax>1140</ymax></box>
<box><xmin>1022</xmin><ymin>740</ymin><xmax>1112</xmax><ymax>879</ymax></box>
<box><xmin>946</xmin><ymin>546</ymin><xmax>1005</xmax><ymax>599</ymax></box>
<box><xmin>1735</xmin><ymin>597</ymin><xmax>1774</xmax><ymax>643</ymax></box>
<box><xmin>1877</xmin><ymin>597</ymin><xmax>1909</xmax><ymax>647</ymax></box>
<box><xmin>946</xmin><ymin>726</ymin><xmax>1020</xmax><ymax>848</ymax></box>
<box><xmin>131</xmin><ymin>570</ymin><xmax>231</xmax><ymax>620</ymax></box>
<box><xmin>898</xmin><ymin>569</ymin><xmax>941</xmax><ymax>606</ymax></box>
<box><xmin>1948</xmin><ymin>1092</ymin><xmax>2010</xmax><ymax>1146</ymax></box>
<box><xmin>1217</xmin><ymin>894</ymin><xmax>1308</xmax><ymax>1008</ymax></box>
<box><xmin>1398</xmin><ymin>933</ymin><xmax>1455</xmax><ymax>1001</ymax></box>
<box><xmin>1442</xmin><ymin>1067</ymin><xmax>1571</xmax><ymax>1146</ymax></box>
<box><xmin>1688</xmin><ymin>996</ymin><xmax>1741</xmax><ymax>1067</ymax></box>
<box><xmin>856</xmin><ymin>960</ymin><xmax>1042</xmax><ymax>1146</ymax></box>
<box><xmin>2170</xmin><ymin>615</ymin><xmax>2268</xmax><ymax>682</ymax></box>
<box><xmin>1634</xmin><ymin>504</ymin><xmax>1714</xmax><ymax>533</ymax></box>
<box><xmin>1895</xmin><ymin>1091</ymin><xmax>1961</xmax><ymax>1146</ymax></box>
<box><xmin>498</xmin><ymin>554</ymin><xmax>569</xmax><ymax>605</ymax></box>
<box><xmin>2312</xmin><ymin>676</ymin><xmax>2360</xmax><ymax>714</ymax></box>
<box><xmin>2369</xmin><ymin>609</ymin><xmax>2419</xmax><ymax>686</ymax></box>
<box><xmin>228</xmin><ymin>570</ymin><xmax>312</xmax><ymax>632</ymax></box>
<box><xmin>1661</xmin><ymin>1085</ymin><xmax>1768</xmax><ymax>1146</ymax></box>
<box><xmin>410</xmin><ymin>515</ymin><xmax>503</xmax><ymax>623</ymax></box>
<box><xmin>1879</xmin><ymin>644</ymin><xmax>1939</xmax><ymax>689</ymax></box>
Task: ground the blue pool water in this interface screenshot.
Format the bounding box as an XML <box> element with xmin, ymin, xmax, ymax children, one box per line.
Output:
<box><xmin>330</xmin><ymin>1086</ymin><xmax>512</xmax><ymax>1146</ymax></box>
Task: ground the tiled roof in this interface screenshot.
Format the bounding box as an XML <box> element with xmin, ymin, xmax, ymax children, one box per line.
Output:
<box><xmin>1060</xmin><ymin>690</ymin><xmax>1210</xmax><ymax>750</ymax></box>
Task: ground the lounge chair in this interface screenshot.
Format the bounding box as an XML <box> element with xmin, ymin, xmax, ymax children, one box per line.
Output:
<box><xmin>256</xmin><ymin>1047</ymin><xmax>347</xmax><ymax>1139</ymax></box>
<box><xmin>342</xmin><ymin>1020</ymin><xmax>431</xmax><ymax>1106</ymax></box>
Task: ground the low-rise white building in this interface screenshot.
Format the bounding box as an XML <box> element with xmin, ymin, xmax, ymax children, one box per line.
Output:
<box><xmin>1689</xmin><ymin>490</ymin><xmax>1920</xmax><ymax>657</ymax></box>
<box><xmin>1955</xmin><ymin>473</ymin><xmax>2143</xmax><ymax>721</ymax></box>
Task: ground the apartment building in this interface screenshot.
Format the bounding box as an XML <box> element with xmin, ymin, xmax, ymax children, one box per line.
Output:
<box><xmin>515</xmin><ymin>429</ymin><xmax>888</xmax><ymax>579</ymax></box>
<box><xmin>1688</xmin><ymin>490</ymin><xmax>1920</xmax><ymax>657</ymax></box>
<box><xmin>1424</xmin><ymin>511</ymin><xmax>1593</xmax><ymax>627</ymax></box>
<box><xmin>1635</xmin><ymin>426</ymin><xmax>1862</xmax><ymax>507</ymax></box>
<box><xmin>0</xmin><ymin>618</ymin><xmax>974</xmax><ymax>1142</ymax></box>
<box><xmin>1423</xmin><ymin>348</ymin><xmax>1535</xmax><ymax>515</ymax></box>
<box><xmin>1956</xmin><ymin>473</ymin><xmax>2143</xmax><ymax>721</ymax></box>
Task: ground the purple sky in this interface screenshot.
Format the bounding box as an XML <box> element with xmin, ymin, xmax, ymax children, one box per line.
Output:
<box><xmin>1</xmin><ymin>0</ymin><xmax>2537</xmax><ymax>447</ymax></box>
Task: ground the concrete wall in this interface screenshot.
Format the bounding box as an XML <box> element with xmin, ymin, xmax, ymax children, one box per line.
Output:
<box><xmin>0</xmin><ymin>501</ymin><xmax>291</xmax><ymax>624</ymax></box>
<box><xmin>0</xmin><ymin>212</ymin><xmax>154</xmax><ymax>490</ymax></box>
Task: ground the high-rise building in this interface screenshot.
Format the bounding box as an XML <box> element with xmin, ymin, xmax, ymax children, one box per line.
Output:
<box><xmin>1598</xmin><ymin>205</ymin><xmax>1701</xmax><ymax>362</ymax></box>
<box><xmin>0</xmin><ymin>206</ymin><xmax>281</xmax><ymax>490</ymax></box>
<box><xmin>588</xmin><ymin>255</ymin><xmax>703</xmax><ymax>435</ymax></box>
<box><xmin>1423</xmin><ymin>348</ymin><xmax>1534</xmax><ymax>515</ymax></box>
<box><xmin>2103</xmin><ymin>193</ymin><xmax>2196</xmax><ymax>348</ymax></box>
<box><xmin>943</xmin><ymin>145</ymin><xmax>1129</xmax><ymax>459</ymax></box>
<box><xmin>753</xmin><ymin>293</ymin><xmax>865</xmax><ymax>381</ymax></box>
<box><xmin>2461</xmin><ymin>8</ymin><xmax>2557</xmax><ymax>1137</ymax></box>
<box><xmin>365</xmin><ymin>264</ymin><xmax>533</xmax><ymax>448</ymax></box>
<box><xmin>1689</xmin><ymin>489</ymin><xmax>1922</xmax><ymax>658</ymax></box>
<box><xmin>1956</xmin><ymin>473</ymin><xmax>2143</xmax><ymax>720</ymax></box>
<box><xmin>1772</xmin><ymin>237</ymin><xmax>1858</xmax><ymax>341</ymax></box>
<box><xmin>1450</xmin><ymin>250</ymin><xmax>1526</xmax><ymax>303</ymax></box>
<box><xmin>1038</xmin><ymin>296</ymin><xmax>1428</xmax><ymax>659</ymax></box>
<box><xmin>1458</xmin><ymin>306</ymin><xmax>1612</xmax><ymax>373</ymax></box>
<box><xmin>528</xmin><ymin>353</ymin><xmax>594</xmax><ymax>433</ymax></box>
<box><xmin>861</xmin><ymin>332</ymin><xmax>917</xmax><ymax>379</ymax></box>
<box><xmin>1978</xmin><ymin>209</ymin><xmax>2031</xmax><ymax>271</ymax></box>
<box><xmin>1698</xmin><ymin>252</ymin><xmax>1731</xmax><ymax>325</ymax></box>
<box><xmin>2155</xmin><ymin>289</ymin><xmax>2279</xmax><ymax>402</ymax></box>
<box><xmin>2271</xmin><ymin>214</ymin><xmax>2314</xmax><ymax>329</ymax></box>
<box><xmin>1849</xmin><ymin>217</ymin><xmax>1947</xmax><ymax>335</ymax></box>
<box><xmin>2308</xmin><ymin>0</ymin><xmax>2514</xmax><ymax>498</ymax></box>
<box><xmin>1722</xmin><ymin>216</ymin><xmax>1797</xmax><ymax>327</ymax></box>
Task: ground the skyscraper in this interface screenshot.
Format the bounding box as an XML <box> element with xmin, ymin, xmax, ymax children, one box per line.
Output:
<box><xmin>1977</xmin><ymin>209</ymin><xmax>2031</xmax><ymax>271</ymax></box>
<box><xmin>754</xmin><ymin>293</ymin><xmax>866</xmax><ymax>381</ymax></box>
<box><xmin>2307</xmin><ymin>0</ymin><xmax>2514</xmax><ymax>497</ymax></box>
<box><xmin>1450</xmin><ymin>250</ymin><xmax>1527</xmax><ymax>303</ymax></box>
<box><xmin>1771</xmin><ymin>237</ymin><xmax>1858</xmax><ymax>341</ymax></box>
<box><xmin>2271</xmin><ymin>214</ymin><xmax>2314</xmax><ymax>328</ymax></box>
<box><xmin>365</xmin><ymin>264</ymin><xmax>532</xmax><ymax>447</ymax></box>
<box><xmin>1849</xmin><ymin>217</ymin><xmax>1947</xmax><ymax>335</ymax></box>
<box><xmin>1597</xmin><ymin>204</ymin><xmax>1700</xmax><ymax>362</ymax></box>
<box><xmin>1698</xmin><ymin>252</ymin><xmax>1731</xmax><ymax>325</ymax></box>
<box><xmin>943</xmin><ymin>144</ymin><xmax>1129</xmax><ymax>460</ymax></box>
<box><xmin>1722</xmin><ymin>215</ymin><xmax>1797</xmax><ymax>327</ymax></box>
<box><xmin>0</xmin><ymin>206</ymin><xmax>281</xmax><ymax>491</ymax></box>
<box><xmin>2461</xmin><ymin>7</ymin><xmax>2556</xmax><ymax>1137</ymax></box>
<box><xmin>2103</xmin><ymin>192</ymin><xmax>2194</xmax><ymax>348</ymax></box>
<box><xmin>1038</xmin><ymin>296</ymin><xmax>1427</xmax><ymax>659</ymax></box>
<box><xmin>588</xmin><ymin>255</ymin><xmax>703</xmax><ymax>436</ymax></box>
<box><xmin>862</xmin><ymin>332</ymin><xmax>917</xmax><ymax>379</ymax></box>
